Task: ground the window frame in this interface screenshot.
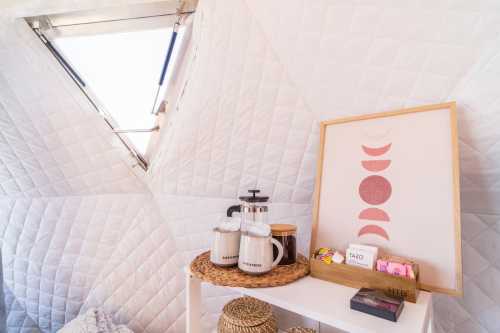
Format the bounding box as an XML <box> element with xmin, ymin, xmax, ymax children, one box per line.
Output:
<box><xmin>25</xmin><ymin>2</ymin><xmax>195</xmax><ymax>170</ymax></box>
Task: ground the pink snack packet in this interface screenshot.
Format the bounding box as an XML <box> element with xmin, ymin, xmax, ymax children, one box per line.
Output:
<box><xmin>376</xmin><ymin>257</ymin><xmax>417</xmax><ymax>279</ymax></box>
<box><xmin>387</xmin><ymin>262</ymin><xmax>407</xmax><ymax>276</ymax></box>
<box><xmin>376</xmin><ymin>259</ymin><xmax>389</xmax><ymax>273</ymax></box>
<box><xmin>406</xmin><ymin>264</ymin><xmax>416</xmax><ymax>279</ymax></box>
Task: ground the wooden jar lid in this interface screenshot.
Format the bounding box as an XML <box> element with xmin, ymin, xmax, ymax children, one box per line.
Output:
<box><xmin>271</xmin><ymin>224</ymin><xmax>297</xmax><ymax>236</ymax></box>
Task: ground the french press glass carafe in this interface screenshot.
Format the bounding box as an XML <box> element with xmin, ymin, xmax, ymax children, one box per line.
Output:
<box><xmin>226</xmin><ymin>189</ymin><xmax>269</xmax><ymax>232</ymax></box>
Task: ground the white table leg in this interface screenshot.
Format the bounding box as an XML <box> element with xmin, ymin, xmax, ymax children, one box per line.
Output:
<box><xmin>186</xmin><ymin>270</ymin><xmax>202</xmax><ymax>333</ymax></box>
<box><xmin>428</xmin><ymin>304</ymin><xmax>433</xmax><ymax>333</ymax></box>
<box><xmin>425</xmin><ymin>295</ymin><xmax>433</xmax><ymax>333</ymax></box>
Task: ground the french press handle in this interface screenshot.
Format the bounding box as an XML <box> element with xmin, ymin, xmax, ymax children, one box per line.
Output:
<box><xmin>226</xmin><ymin>205</ymin><xmax>241</xmax><ymax>217</ymax></box>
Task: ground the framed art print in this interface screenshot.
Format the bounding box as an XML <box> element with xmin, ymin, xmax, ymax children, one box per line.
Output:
<box><xmin>311</xmin><ymin>102</ymin><xmax>462</xmax><ymax>296</ymax></box>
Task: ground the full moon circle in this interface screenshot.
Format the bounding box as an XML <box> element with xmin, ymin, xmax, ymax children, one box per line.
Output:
<box><xmin>359</xmin><ymin>175</ymin><xmax>392</xmax><ymax>205</ymax></box>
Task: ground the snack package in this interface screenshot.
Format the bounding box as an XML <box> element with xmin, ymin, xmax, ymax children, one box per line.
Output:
<box><xmin>376</xmin><ymin>255</ymin><xmax>417</xmax><ymax>279</ymax></box>
<box><xmin>319</xmin><ymin>253</ymin><xmax>333</xmax><ymax>264</ymax></box>
<box><xmin>332</xmin><ymin>251</ymin><xmax>345</xmax><ymax>264</ymax></box>
<box><xmin>316</xmin><ymin>247</ymin><xmax>335</xmax><ymax>264</ymax></box>
<box><xmin>318</xmin><ymin>247</ymin><xmax>334</xmax><ymax>255</ymax></box>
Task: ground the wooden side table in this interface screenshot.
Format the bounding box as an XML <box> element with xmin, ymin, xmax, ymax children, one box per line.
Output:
<box><xmin>186</xmin><ymin>267</ymin><xmax>433</xmax><ymax>333</ymax></box>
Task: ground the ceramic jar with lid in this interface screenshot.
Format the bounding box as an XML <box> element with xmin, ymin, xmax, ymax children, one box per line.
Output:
<box><xmin>270</xmin><ymin>224</ymin><xmax>297</xmax><ymax>265</ymax></box>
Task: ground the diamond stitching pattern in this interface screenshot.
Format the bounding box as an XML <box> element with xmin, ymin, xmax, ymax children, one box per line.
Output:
<box><xmin>2</xmin><ymin>0</ymin><xmax>500</xmax><ymax>332</ymax></box>
<box><xmin>0</xmin><ymin>21</ymin><xmax>147</xmax><ymax>198</ymax></box>
<box><xmin>0</xmin><ymin>196</ymin><xmax>151</xmax><ymax>332</ymax></box>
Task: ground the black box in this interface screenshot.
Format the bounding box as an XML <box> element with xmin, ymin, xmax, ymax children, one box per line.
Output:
<box><xmin>350</xmin><ymin>288</ymin><xmax>404</xmax><ymax>322</ymax></box>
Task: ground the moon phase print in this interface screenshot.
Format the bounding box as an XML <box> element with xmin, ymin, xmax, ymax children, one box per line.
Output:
<box><xmin>312</xmin><ymin>102</ymin><xmax>462</xmax><ymax>296</ymax></box>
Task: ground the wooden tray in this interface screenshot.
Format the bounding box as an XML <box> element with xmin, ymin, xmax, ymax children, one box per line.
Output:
<box><xmin>310</xmin><ymin>257</ymin><xmax>419</xmax><ymax>303</ymax></box>
<box><xmin>190</xmin><ymin>251</ymin><xmax>309</xmax><ymax>288</ymax></box>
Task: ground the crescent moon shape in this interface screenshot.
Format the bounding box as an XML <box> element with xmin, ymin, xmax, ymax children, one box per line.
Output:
<box><xmin>362</xmin><ymin>126</ymin><xmax>392</xmax><ymax>140</ymax></box>
<box><xmin>362</xmin><ymin>143</ymin><xmax>392</xmax><ymax>156</ymax></box>
<box><xmin>359</xmin><ymin>208</ymin><xmax>390</xmax><ymax>222</ymax></box>
<box><xmin>361</xmin><ymin>160</ymin><xmax>391</xmax><ymax>172</ymax></box>
<box><xmin>358</xmin><ymin>225</ymin><xmax>390</xmax><ymax>241</ymax></box>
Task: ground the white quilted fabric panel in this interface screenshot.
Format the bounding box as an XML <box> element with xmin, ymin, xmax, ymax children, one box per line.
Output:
<box><xmin>147</xmin><ymin>0</ymin><xmax>319</xmax><ymax>203</ymax></box>
<box><xmin>81</xmin><ymin>204</ymin><xmax>183</xmax><ymax>333</ymax></box>
<box><xmin>1</xmin><ymin>0</ymin><xmax>500</xmax><ymax>332</ymax></box>
<box><xmin>4</xmin><ymin>286</ymin><xmax>41</xmax><ymax>333</ymax></box>
<box><xmin>243</xmin><ymin>0</ymin><xmax>500</xmax><ymax>120</ymax></box>
<box><xmin>0</xmin><ymin>195</ymin><xmax>152</xmax><ymax>332</ymax></box>
<box><xmin>0</xmin><ymin>19</ymin><xmax>147</xmax><ymax>197</ymax></box>
<box><xmin>452</xmin><ymin>42</ymin><xmax>500</xmax><ymax>193</ymax></box>
<box><xmin>147</xmin><ymin>0</ymin><xmax>500</xmax><ymax>332</ymax></box>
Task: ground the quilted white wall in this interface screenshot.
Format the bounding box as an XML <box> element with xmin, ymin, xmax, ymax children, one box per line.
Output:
<box><xmin>0</xmin><ymin>3</ymin><xmax>185</xmax><ymax>332</ymax></box>
<box><xmin>0</xmin><ymin>22</ymin><xmax>147</xmax><ymax>196</ymax></box>
<box><xmin>148</xmin><ymin>0</ymin><xmax>500</xmax><ymax>332</ymax></box>
<box><xmin>1</xmin><ymin>0</ymin><xmax>500</xmax><ymax>333</ymax></box>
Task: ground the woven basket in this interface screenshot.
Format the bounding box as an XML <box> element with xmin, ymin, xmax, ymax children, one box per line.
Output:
<box><xmin>218</xmin><ymin>297</ymin><xmax>278</xmax><ymax>333</ymax></box>
<box><xmin>286</xmin><ymin>327</ymin><xmax>316</xmax><ymax>333</ymax></box>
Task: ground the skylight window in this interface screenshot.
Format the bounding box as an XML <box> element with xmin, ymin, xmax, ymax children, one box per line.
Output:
<box><xmin>52</xmin><ymin>27</ymin><xmax>184</xmax><ymax>155</ymax></box>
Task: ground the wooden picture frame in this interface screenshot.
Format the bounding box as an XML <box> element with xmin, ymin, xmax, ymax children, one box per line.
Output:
<box><xmin>310</xmin><ymin>102</ymin><xmax>462</xmax><ymax>296</ymax></box>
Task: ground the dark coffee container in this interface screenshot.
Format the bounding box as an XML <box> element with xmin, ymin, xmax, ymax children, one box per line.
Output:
<box><xmin>271</xmin><ymin>224</ymin><xmax>297</xmax><ymax>265</ymax></box>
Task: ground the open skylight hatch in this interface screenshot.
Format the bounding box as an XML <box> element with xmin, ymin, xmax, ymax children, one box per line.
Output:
<box><xmin>26</xmin><ymin>1</ymin><xmax>196</xmax><ymax>169</ymax></box>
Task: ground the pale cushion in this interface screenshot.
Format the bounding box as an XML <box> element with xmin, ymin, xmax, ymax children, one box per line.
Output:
<box><xmin>58</xmin><ymin>308</ymin><xmax>133</xmax><ymax>333</ymax></box>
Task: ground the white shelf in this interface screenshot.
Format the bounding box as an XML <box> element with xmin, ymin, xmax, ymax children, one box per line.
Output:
<box><xmin>228</xmin><ymin>276</ymin><xmax>431</xmax><ymax>333</ymax></box>
<box><xmin>186</xmin><ymin>268</ymin><xmax>432</xmax><ymax>333</ymax></box>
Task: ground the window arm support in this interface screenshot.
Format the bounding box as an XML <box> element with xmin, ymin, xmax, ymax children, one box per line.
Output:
<box><xmin>112</xmin><ymin>126</ymin><xmax>160</xmax><ymax>133</ymax></box>
<box><xmin>34</xmin><ymin>28</ymin><xmax>87</xmax><ymax>87</ymax></box>
<box><xmin>151</xmin><ymin>21</ymin><xmax>180</xmax><ymax>114</ymax></box>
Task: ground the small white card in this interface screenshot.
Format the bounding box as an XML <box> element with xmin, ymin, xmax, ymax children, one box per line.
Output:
<box><xmin>346</xmin><ymin>244</ymin><xmax>378</xmax><ymax>270</ymax></box>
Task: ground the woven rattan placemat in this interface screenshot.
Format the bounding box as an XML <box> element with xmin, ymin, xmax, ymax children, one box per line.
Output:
<box><xmin>190</xmin><ymin>251</ymin><xmax>309</xmax><ymax>288</ymax></box>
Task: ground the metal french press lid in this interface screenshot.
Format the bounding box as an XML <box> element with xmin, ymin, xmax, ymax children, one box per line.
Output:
<box><xmin>239</xmin><ymin>189</ymin><xmax>269</xmax><ymax>203</ymax></box>
<box><xmin>240</xmin><ymin>189</ymin><xmax>269</xmax><ymax>214</ymax></box>
<box><xmin>226</xmin><ymin>189</ymin><xmax>269</xmax><ymax>217</ymax></box>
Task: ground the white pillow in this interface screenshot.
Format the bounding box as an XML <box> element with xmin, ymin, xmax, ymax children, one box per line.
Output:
<box><xmin>0</xmin><ymin>256</ymin><xmax>6</xmax><ymax>333</ymax></box>
<box><xmin>58</xmin><ymin>308</ymin><xmax>133</xmax><ymax>333</ymax></box>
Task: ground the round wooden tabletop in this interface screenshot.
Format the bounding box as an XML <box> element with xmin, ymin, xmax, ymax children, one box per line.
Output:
<box><xmin>190</xmin><ymin>251</ymin><xmax>309</xmax><ymax>288</ymax></box>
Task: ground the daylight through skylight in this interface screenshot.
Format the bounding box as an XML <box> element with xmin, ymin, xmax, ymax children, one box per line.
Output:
<box><xmin>53</xmin><ymin>27</ymin><xmax>184</xmax><ymax>155</ymax></box>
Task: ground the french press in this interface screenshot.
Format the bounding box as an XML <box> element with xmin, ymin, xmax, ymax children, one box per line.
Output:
<box><xmin>227</xmin><ymin>189</ymin><xmax>269</xmax><ymax>231</ymax></box>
